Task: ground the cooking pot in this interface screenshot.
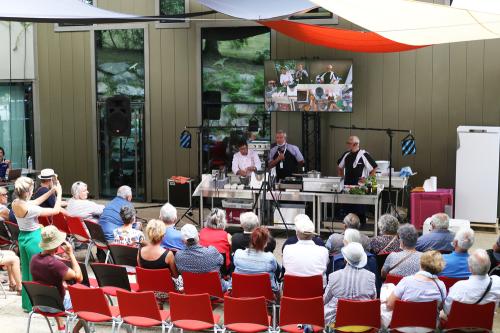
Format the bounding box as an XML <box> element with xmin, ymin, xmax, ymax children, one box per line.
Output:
<box><xmin>306</xmin><ymin>170</ymin><xmax>322</xmax><ymax>178</ymax></box>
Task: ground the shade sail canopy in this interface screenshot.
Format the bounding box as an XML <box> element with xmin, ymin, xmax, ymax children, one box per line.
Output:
<box><xmin>310</xmin><ymin>0</ymin><xmax>500</xmax><ymax>46</ymax></box>
<box><xmin>260</xmin><ymin>20</ymin><xmax>425</xmax><ymax>53</ymax></box>
<box><xmin>452</xmin><ymin>0</ymin><xmax>500</xmax><ymax>14</ymax></box>
<box><xmin>0</xmin><ymin>0</ymin><xmax>213</xmax><ymax>23</ymax></box>
<box><xmin>197</xmin><ymin>0</ymin><xmax>315</xmax><ymax>20</ymax></box>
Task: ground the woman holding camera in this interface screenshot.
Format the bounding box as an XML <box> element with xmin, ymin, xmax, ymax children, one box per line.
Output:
<box><xmin>12</xmin><ymin>176</ymin><xmax>63</xmax><ymax>312</ymax></box>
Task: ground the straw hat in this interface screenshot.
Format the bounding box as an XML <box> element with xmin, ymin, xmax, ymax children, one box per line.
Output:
<box><xmin>39</xmin><ymin>225</ymin><xmax>66</xmax><ymax>251</ymax></box>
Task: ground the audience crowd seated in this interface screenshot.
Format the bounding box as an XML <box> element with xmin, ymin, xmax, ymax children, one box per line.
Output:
<box><xmin>326</xmin><ymin>213</ymin><xmax>370</xmax><ymax>254</ymax></box>
<box><xmin>66</xmin><ymin>181</ymin><xmax>104</xmax><ymax>222</ymax></box>
<box><xmin>159</xmin><ymin>202</ymin><xmax>185</xmax><ymax>251</ymax></box>
<box><xmin>416</xmin><ymin>213</ymin><xmax>454</xmax><ymax>252</ymax></box>
<box><xmin>231</xmin><ymin>212</ymin><xmax>276</xmax><ymax>254</ymax></box>
<box><xmin>381</xmin><ymin>224</ymin><xmax>422</xmax><ymax>278</ymax></box>
<box><xmin>439</xmin><ymin>227</ymin><xmax>475</xmax><ymax>278</ymax></box>
<box><xmin>199</xmin><ymin>208</ymin><xmax>232</xmax><ymax>271</ymax></box>
<box><xmin>370</xmin><ymin>214</ymin><xmax>401</xmax><ymax>254</ymax></box>
<box><xmin>112</xmin><ymin>206</ymin><xmax>144</xmax><ymax>246</ymax></box>
<box><xmin>99</xmin><ymin>185</ymin><xmax>135</xmax><ymax>242</ymax></box>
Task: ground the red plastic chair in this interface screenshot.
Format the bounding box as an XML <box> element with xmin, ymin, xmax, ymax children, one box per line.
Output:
<box><xmin>116</xmin><ymin>290</ymin><xmax>170</xmax><ymax>333</ymax></box>
<box><xmin>90</xmin><ymin>263</ymin><xmax>139</xmax><ymax>301</ymax></box>
<box><xmin>169</xmin><ymin>292</ymin><xmax>221</xmax><ymax>332</ymax></box>
<box><xmin>439</xmin><ymin>276</ymin><xmax>466</xmax><ymax>293</ymax></box>
<box><xmin>231</xmin><ymin>273</ymin><xmax>275</xmax><ymax>301</ymax></box>
<box><xmin>67</xmin><ymin>284</ymin><xmax>120</xmax><ymax>332</ymax></box>
<box><xmin>136</xmin><ymin>267</ymin><xmax>176</xmax><ymax>294</ymax></box>
<box><xmin>108</xmin><ymin>244</ymin><xmax>138</xmax><ymax>268</ymax></box>
<box><xmin>0</xmin><ymin>220</ymin><xmax>15</xmax><ymax>250</ymax></box>
<box><xmin>442</xmin><ymin>301</ymin><xmax>495</xmax><ymax>332</ymax></box>
<box><xmin>224</xmin><ymin>296</ymin><xmax>271</xmax><ymax>333</ymax></box>
<box><xmin>384</xmin><ymin>274</ymin><xmax>403</xmax><ymax>285</ymax></box>
<box><xmin>38</xmin><ymin>215</ymin><xmax>51</xmax><ymax>227</ymax></box>
<box><xmin>4</xmin><ymin>221</ymin><xmax>19</xmax><ymax>245</ymax></box>
<box><xmin>84</xmin><ymin>219</ymin><xmax>110</xmax><ymax>263</ymax></box>
<box><xmin>52</xmin><ymin>213</ymin><xmax>72</xmax><ymax>234</ymax></box>
<box><xmin>390</xmin><ymin>300</ymin><xmax>438</xmax><ymax>332</ymax></box>
<box><xmin>23</xmin><ymin>281</ymin><xmax>74</xmax><ymax>333</ymax></box>
<box><xmin>282</xmin><ymin>275</ymin><xmax>323</xmax><ymax>298</ymax></box>
<box><xmin>60</xmin><ymin>258</ymin><xmax>98</xmax><ymax>288</ymax></box>
<box><xmin>334</xmin><ymin>299</ymin><xmax>381</xmax><ymax>332</ymax></box>
<box><xmin>182</xmin><ymin>271</ymin><xmax>225</xmax><ymax>300</ymax></box>
<box><xmin>279</xmin><ymin>296</ymin><xmax>324</xmax><ymax>333</ymax></box>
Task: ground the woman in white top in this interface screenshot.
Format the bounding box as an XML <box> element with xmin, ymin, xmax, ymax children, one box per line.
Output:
<box><xmin>66</xmin><ymin>181</ymin><xmax>104</xmax><ymax>222</ymax></box>
<box><xmin>11</xmin><ymin>176</ymin><xmax>63</xmax><ymax>312</ymax></box>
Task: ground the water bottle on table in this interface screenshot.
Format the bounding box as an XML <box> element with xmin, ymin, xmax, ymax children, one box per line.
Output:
<box><xmin>27</xmin><ymin>156</ymin><xmax>32</xmax><ymax>172</ymax></box>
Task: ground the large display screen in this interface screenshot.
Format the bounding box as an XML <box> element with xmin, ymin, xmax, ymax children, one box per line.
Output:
<box><xmin>264</xmin><ymin>60</ymin><xmax>353</xmax><ymax>112</ymax></box>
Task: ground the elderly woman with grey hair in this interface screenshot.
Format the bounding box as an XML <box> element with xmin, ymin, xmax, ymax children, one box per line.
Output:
<box><xmin>199</xmin><ymin>208</ymin><xmax>232</xmax><ymax>271</ymax></box>
<box><xmin>112</xmin><ymin>206</ymin><xmax>145</xmax><ymax>247</ymax></box>
<box><xmin>369</xmin><ymin>214</ymin><xmax>401</xmax><ymax>254</ymax></box>
<box><xmin>66</xmin><ymin>181</ymin><xmax>104</xmax><ymax>222</ymax></box>
<box><xmin>231</xmin><ymin>212</ymin><xmax>276</xmax><ymax>254</ymax></box>
<box><xmin>381</xmin><ymin>224</ymin><xmax>422</xmax><ymax>278</ymax></box>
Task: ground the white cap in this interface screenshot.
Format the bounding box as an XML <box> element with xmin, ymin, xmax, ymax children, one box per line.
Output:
<box><xmin>341</xmin><ymin>242</ymin><xmax>367</xmax><ymax>269</ymax></box>
<box><xmin>294</xmin><ymin>214</ymin><xmax>316</xmax><ymax>234</ymax></box>
<box><xmin>181</xmin><ymin>224</ymin><xmax>199</xmax><ymax>241</ymax></box>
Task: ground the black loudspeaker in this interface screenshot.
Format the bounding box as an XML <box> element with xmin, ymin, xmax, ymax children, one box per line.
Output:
<box><xmin>106</xmin><ymin>95</ymin><xmax>131</xmax><ymax>137</ymax></box>
<box><xmin>202</xmin><ymin>91</ymin><xmax>221</xmax><ymax>120</ymax></box>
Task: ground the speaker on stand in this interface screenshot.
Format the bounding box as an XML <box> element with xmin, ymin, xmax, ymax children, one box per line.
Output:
<box><xmin>106</xmin><ymin>95</ymin><xmax>132</xmax><ymax>185</ymax></box>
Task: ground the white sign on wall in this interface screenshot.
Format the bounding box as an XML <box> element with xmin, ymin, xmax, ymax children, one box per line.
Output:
<box><xmin>0</xmin><ymin>22</ymin><xmax>35</xmax><ymax>80</ymax></box>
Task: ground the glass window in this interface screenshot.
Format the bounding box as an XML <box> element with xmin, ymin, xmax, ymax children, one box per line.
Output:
<box><xmin>95</xmin><ymin>29</ymin><xmax>146</xmax><ymax>200</ymax></box>
<box><xmin>201</xmin><ymin>27</ymin><xmax>271</xmax><ymax>173</ymax></box>
<box><xmin>0</xmin><ymin>82</ymin><xmax>34</xmax><ymax>169</ymax></box>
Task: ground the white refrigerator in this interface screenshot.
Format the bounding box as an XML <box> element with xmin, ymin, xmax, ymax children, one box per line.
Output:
<box><xmin>455</xmin><ymin>126</ymin><xmax>500</xmax><ymax>224</ymax></box>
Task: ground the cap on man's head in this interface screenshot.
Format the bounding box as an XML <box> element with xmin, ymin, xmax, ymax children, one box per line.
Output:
<box><xmin>294</xmin><ymin>214</ymin><xmax>316</xmax><ymax>234</ymax></box>
<box><xmin>39</xmin><ymin>225</ymin><xmax>66</xmax><ymax>251</ymax></box>
<box><xmin>181</xmin><ymin>224</ymin><xmax>199</xmax><ymax>241</ymax></box>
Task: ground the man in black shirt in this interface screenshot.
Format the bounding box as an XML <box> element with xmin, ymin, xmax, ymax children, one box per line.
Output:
<box><xmin>337</xmin><ymin>136</ymin><xmax>378</xmax><ymax>224</ymax></box>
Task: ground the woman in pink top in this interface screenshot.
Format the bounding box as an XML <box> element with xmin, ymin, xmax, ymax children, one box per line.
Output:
<box><xmin>199</xmin><ymin>208</ymin><xmax>232</xmax><ymax>271</ymax></box>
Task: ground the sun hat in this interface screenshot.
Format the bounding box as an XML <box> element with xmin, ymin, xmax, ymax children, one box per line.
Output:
<box><xmin>341</xmin><ymin>242</ymin><xmax>367</xmax><ymax>269</ymax></box>
<box><xmin>181</xmin><ymin>224</ymin><xmax>199</xmax><ymax>241</ymax></box>
<box><xmin>38</xmin><ymin>168</ymin><xmax>57</xmax><ymax>180</ymax></box>
<box><xmin>39</xmin><ymin>225</ymin><xmax>66</xmax><ymax>251</ymax></box>
<box><xmin>294</xmin><ymin>214</ymin><xmax>317</xmax><ymax>235</ymax></box>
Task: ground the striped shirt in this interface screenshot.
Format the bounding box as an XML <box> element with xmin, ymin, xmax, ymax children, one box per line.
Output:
<box><xmin>324</xmin><ymin>265</ymin><xmax>376</xmax><ymax>325</ymax></box>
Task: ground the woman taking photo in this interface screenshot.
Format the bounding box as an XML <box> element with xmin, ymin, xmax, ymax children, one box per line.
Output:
<box><xmin>12</xmin><ymin>176</ymin><xmax>63</xmax><ymax>311</ymax></box>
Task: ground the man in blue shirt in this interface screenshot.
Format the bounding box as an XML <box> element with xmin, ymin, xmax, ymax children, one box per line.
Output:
<box><xmin>32</xmin><ymin>169</ymin><xmax>57</xmax><ymax>208</ymax></box>
<box><xmin>160</xmin><ymin>202</ymin><xmax>185</xmax><ymax>250</ymax></box>
<box><xmin>416</xmin><ymin>213</ymin><xmax>455</xmax><ymax>252</ymax></box>
<box><xmin>439</xmin><ymin>227</ymin><xmax>475</xmax><ymax>278</ymax></box>
<box><xmin>99</xmin><ymin>185</ymin><xmax>134</xmax><ymax>241</ymax></box>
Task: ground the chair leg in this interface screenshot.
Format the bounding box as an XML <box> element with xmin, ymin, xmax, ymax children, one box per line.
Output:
<box><xmin>272</xmin><ymin>304</ymin><xmax>277</xmax><ymax>330</ymax></box>
<box><xmin>43</xmin><ymin>316</ymin><xmax>54</xmax><ymax>333</ymax></box>
<box><xmin>104</xmin><ymin>250</ymin><xmax>110</xmax><ymax>264</ymax></box>
<box><xmin>84</xmin><ymin>242</ymin><xmax>93</xmax><ymax>268</ymax></box>
<box><xmin>26</xmin><ymin>311</ymin><xmax>34</xmax><ymax>333</ymax></box>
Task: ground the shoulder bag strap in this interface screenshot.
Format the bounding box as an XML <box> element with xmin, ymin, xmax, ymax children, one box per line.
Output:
<box><xmin>431</xmin><ymin>278</ymin><xmax>446</xmax><ymax>308</ymax></box>
<box><xmin>380</xmin><ymin>235</ymin><xmax>398</xmax><ymax>254</ymax></box>
<box><xmin>474</xmin><ymin>277</ymin><xmax>493</xmax><ymax>305</ymax></box>
<box><xmin>387</xmin><ymin>251</ymin><xmax>414</xmax><ymax>274</ymax></box>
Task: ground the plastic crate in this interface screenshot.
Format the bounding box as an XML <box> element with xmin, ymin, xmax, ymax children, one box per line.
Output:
<box><xmin>410</xmin><ymin>189</ymin><xmax>454</xmax><ymax>230</ymax></box>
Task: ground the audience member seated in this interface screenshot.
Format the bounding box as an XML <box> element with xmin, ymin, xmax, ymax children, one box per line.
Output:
<box><xmin>176</xmin><ymin>224</ymin><xmax>230</xmax><ymax>291</ymax></box>
<box><xmin>441</xmin><ymin>249</ymin><xmax>500</xmax><ymax>320</ymax></box>
<box><xmin>487</xmin><ymin>236</ymin><xmax>500</xmax><ymax>276</ymax></box>
<box><xmin>138</xmin><ymin>219</ymin><xmax>180</xmax><ymax>295</ymax></box>
<box><xmin>113</xmin><ymin>206</ymin><xmax>144</xmax><ymax>247</ymax></box>
<box><xmin>233</xmin><ymin>226</ymin><xmax>279</xmax><ymax>291</ymax></box>
<box><xmin>439</xmin><ymin>227</ymin><xmax>474</xmax><ymax>278</ymax></box>
<box><xmin>382</xmin><ymin>251</ymin><xmax>447</xmax><ymax>328</ymax></box>
<box><xmin>30</xmin><ymin>226</ymin><xmax>84</xmax><ymax>333</ymax></box>
<box><xmin>0</xmin><ymin>249</ymin><xmax>21</xmax><ymax>295</ymax></box>
<box><xmin>282</xmin><ymin>214</ymin><xmax>325</xmax><ymax>250</ymax></box>
<box><xmin>199</xmin><ymin>208</ymin><xmax>232</xmax><ymax>271</ymax></box>
<box><xmin>0</xmin><ymin>186</ymin><xmax>10</xmax><ymax>221</ymax></box>
<box><xmin>66</xmin><ymin>181</ymin><xmax>104</xmax><ymax>222</ymax></box>
<box><xmin>32</xmin><ymin>169</ymin><xmax>67</xmax><ymax>209</ymax></box>
<box><xmin>382</xmin><ymin>224</ymin><xmax>422</xmax><ymax>278</ymax></box>
<box><xmin>283</xmin><ymin>214</ymin><xmax>329</xmax><ymax>285</ymax></box>
<box><xmin>99</xmin><ymin>185</ymin><xmax>135</xmax><ymax>242</ymax></box>
<box><xmin>231</xmin><ymin>212</ymin><xmax>276</xmax><ymax>254</ymax></box>
<box><xmin>324</xmin><ymin>242</ymin><xmax>377</xmax><ymax>326</ymax></box>
<box><xmin>159</xmin><ymin>202</ymin><xmax>184</xmax><ymax>251</ymax></box>
<box><xmin>415</xmin><ymin>213</ymin><xmax>454</xmax><ymax>252</ymax></box>
<box><xmin>326</xmin><ymin>213</ymin><xmax>370</xmax><ymax>254</ymax></box>
<box><xmin>370</xmin><ymin>214</ymin><xmax>400</xmax><ymax>254</ymax></box>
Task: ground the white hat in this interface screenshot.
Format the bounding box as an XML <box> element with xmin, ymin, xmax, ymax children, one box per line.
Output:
<box><xmin>181</xmin><ymin>224</ymin><xmax>199</xmax><ymax>241</ymax></box>
<box><xmin>39</xmin><ymin>225</ymin><xmax>66</xmax><ymax>251</ymax></box>
<box><xmin>38</xmin><ymin>168</ymin><xmax>57</xmax><ymax>180</ymax></box>
<box><xmin>341</xmin><ymin>242</ymin><xmax>367</xmax><ymax>269</ymax></box>
<box><xmin>294</xmin><ymin>214</ymin><xmax>316</xmax><ymax>234</ymax></box>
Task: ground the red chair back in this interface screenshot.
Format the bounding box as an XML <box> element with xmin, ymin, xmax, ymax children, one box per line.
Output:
<box><xmin>116</xmin><ymin>290</ymin><xmax>163</xmax><ymax>321</ymax></box>
<box><xmin>169</xmin><ymin>292</ymin><xmax>216</xmax><ymax>324</ymax></box>
<box><xmin>282</xmin><ymin>275</ymin><xmax>323</xmax><ymax>299</ymax></box>
<box><xmin>224</xmin><ymin>296</ymin><xmax>269</xmax><ymax>327</ymax></box>
<box><xmin>385</xmin><ymin>274</ymin><xmax>403</xmax><ymax>285</ymax></box>
<box><xmin>68</xmin><ymin>284</ymin><xmax>113</xmax><ymax>317</ymax></box>
<box><xmin>182</xmin><ymin>271</ymin><xmax>224</xmax><ymax>299</ymax></box>
<box><xmin>444</xmin><ymin>301</ymin><xmax>495</xmax><ymax>331</ymax></box>
<box><xmin>279</xmin><ymin>296</ymin><xmax>324</xmax><ymax>329</ymax></box>
<box><xmin>390</xmin><ymin>300</ymin><xmax>437</xmax><ymax>330</ymax></box>
<box><xmin>38</xmin><ymin>216</ymin><xmax>51</xmax><ymax>227</ymax></box>
<box><xmin>231</xmin><ymin>273</ymin><xmax>275</xmax><ymax>301</ymax></box>
<box><xmin>66</xmin><ymin>216</ymin><xmax>90</xmax><ymax>242</ymax></box>
<box><xmin>52</xmin><ymin>213</ymin><xmax>71</xmax><ymax>234</ymax></box>
<box><xmin>438</xmin><ymin>276</ymin><xmax>465</xmax><ymax>292</ymax></box>
<box><xmin>335</xmin><ymin>299</ymin><xmax>381</xmax><ymax>330</ymax></box>
<box><xmin>136</xmin><ymin>267</ymin><xmax>175</xmax><ymax>293</ymax></box>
